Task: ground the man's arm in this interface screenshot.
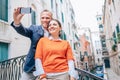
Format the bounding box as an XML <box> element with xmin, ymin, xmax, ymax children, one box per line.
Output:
<box><xmin>11</xmin><ymin>21</ymin><xmax>32</xmax><ymax>38</ymax></box>
<box><xmin>11</xmin><ymin>7</ymin><xmax>33</xmax><ymax>38</ymax></box>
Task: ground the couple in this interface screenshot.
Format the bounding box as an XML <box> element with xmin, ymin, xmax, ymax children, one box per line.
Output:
<box><xmin>11</xmin><ymin>7</ymin><xmax>78</xmax><ymax>80</ymax></box>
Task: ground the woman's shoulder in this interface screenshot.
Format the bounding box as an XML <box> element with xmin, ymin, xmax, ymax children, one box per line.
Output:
<box><xmin>61</xmin><ymin>40</ymin><xmax>69</xmax><ymax>44</ymax></box>
<box><xmin>40</xmin><ymin>37</ymin><xmax>49</xmax><ymax>40</ymax></box>
<box><xmin>39</xmin><ymin>37</ymin><xmax>50</xmax><ymax>42</ymax></box>
<box><xmin>38</xmin><ymin>37</ymin><xmax>49</xmax><ymax>44</ymax></box>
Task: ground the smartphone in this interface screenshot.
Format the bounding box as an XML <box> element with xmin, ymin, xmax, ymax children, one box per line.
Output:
<box><xmin>20</xmin><ymin>7</ymin><xmax>32</xmax><ymax>14</ymax></box>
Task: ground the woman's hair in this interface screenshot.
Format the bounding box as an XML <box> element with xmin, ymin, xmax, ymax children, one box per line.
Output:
<box><xmin>47</xmin><ymin>19</ymin><xmax>62</xmax><ymax>28</ymax></box>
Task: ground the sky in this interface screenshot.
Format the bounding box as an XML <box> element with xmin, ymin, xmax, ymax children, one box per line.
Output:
<box><xmin>70</xmin><ymin>0</ymin><xmax>104</xmax><ymax>31</ymax></box>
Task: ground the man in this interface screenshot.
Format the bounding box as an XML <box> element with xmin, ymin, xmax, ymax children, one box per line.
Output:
<box><xmin>11</xmin><ymin>7</ymin><xmax>52</xmax><ymax>80</ymax></box>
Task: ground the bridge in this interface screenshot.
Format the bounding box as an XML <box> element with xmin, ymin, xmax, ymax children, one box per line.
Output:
<box><xmin>0</xmin><ymin>55</ymin><xmax>105</xmax><ymax>80</ymax></box>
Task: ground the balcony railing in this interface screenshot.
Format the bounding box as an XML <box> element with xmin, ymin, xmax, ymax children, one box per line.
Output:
<box><xmin>0</xmin><ymin>20</ymin><xmax>9</xmax><ymax>34</ymax></box>
<box><xmin>75</xmin><ymin>68</ymin><xmax>105</xmax><ymax>80</ymax></box>
<box><xmin>0</xmin><ymin>55</ymin><xmax>26</xmax><ymax>80</ymax></box>
<box><xmin>0</xmin><ymin>55</ymin><xmax>105</xmax><ymax>80</ymax></box>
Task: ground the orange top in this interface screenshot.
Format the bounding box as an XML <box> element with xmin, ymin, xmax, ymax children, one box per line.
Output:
<box><xmin>35</xmin><ymin>37</ymin><xmax>74</xmax><ymax>73</ymax></box>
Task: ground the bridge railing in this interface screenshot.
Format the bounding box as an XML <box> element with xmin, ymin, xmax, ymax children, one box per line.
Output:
<box><xmin>0</xmin><ymin>55</ymin><xmax>26</xmax><ymax>80</ymax></box>
<box><xmin>75</xmin><ymin>68</ymin><xmax>105</xmax><ymax>80</ymax></box>
<box><xmin>0</xmin><ymin>55</ymin><xmax>105</xmax><ymax>80</ymax></box>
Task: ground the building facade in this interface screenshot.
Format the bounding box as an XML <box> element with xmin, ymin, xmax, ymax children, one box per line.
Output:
<box><xmin>103</xmin><ymin>0</ymin><xmax>120</xmax><ymax>75</ymax></box>
<box><xmin>77</xmin><ymin>27</ymin><xmax>94</xmax><ymax>71</ymax></box>
<box><xmin>92</xmin><ymin>31</ymin><xmax>103</xmax><ymax>66</ymax></box>
<box><xmin>0</xmin><ymin>0</ymin><xmax>79</xmax><ymax>63</ymax></box>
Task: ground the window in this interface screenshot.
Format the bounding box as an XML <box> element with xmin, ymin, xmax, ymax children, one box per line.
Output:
<box><xmin>71</xmin><ymin>14</ymin><xmax>73</xmax><ymax>20</ymax></box>
<box><xmin>113</xmin><ymin>31</ymin><xmax>117</xmax><ymax>44</ymax></box>
<box><xmin>55</xmin><ymin>3</ymin><xmax>58</xmax><ymax>19</ymax></box>
<box><xmin>118</xmin><ymin>56</ymin><xmax>120</xmax><ymax>59</ymax></box>
<box><xmin>75</xmin><ymin>34</ymin><xmax>79</xmax><ymax>40</ymax></box>
<box><xmin>31</xmin><ymin>11</ymin><xmax>36</xmax><ymax>25</ymax></box>
<box><xmin>61</xmin><ymin>12</ymin><xmax>64</xmax><ymax>23</ymax></box>
<box><xmin>60</xmin><ymin>0</ymin><xmax>63</xmax><ymax>3</ymax></box>
<box><xmin>96</xmin><ymin>49</ymin><xmax>98</xmax><ymax>54</ymax></box>
<box><xmin>97</xmin><ymin>17</ymin><xmax>101</xmax><ymax>21</ymax></box>
<box><xmin>84</xmin><ymin>51</ymin><xmax>88</xmax><ymax>56</ymax></box>
<box><xmin>113</xmin><ymin>1</ymin><xmax>116</xmax><ymax>11</ymax></box>
<box><xmin>51</xmin><ymin>0</ymin><xmax>53</xmax><ymax>9</ymax></box>
<box><xmin>74</xmin><ymin>43</ymin><xmax>76</xmax><ymax>50</ymax></box>
<box><xmin>98</xmin><ymin>58</ymin><xmax>100</xmax><ymax>62</ymax></box>
<box><xmin>99</xmin><ymin>24</ymin><xmax>103</xmax><ymax>32</ymax></box>
<box><xmin>116</xmin><ymin>24</ymin><xmax>119</xmax><ymax>33</ymax></box>
<box><xmin>0</xmin><ymin>0</ymin><xmax>8</xmax><ymax>21</ymax></box>
<box><xmin>0</xmin><ymin>42</ymin><xmax>8</xmax><ymax>61</ymax></box>
<box><xmin>110</xmin><ymin>9</ymin><xmax>112</xmax><ymax>14</ymax></box>
<box><xmin>60</xmin><ymin>30</ymin><xmax>66</xmax><ymax>40</ymax></box>
<box><xmin>112</xmin><ymin>0</ymin><xmax>115</xmax><ymax>5</ymax></box>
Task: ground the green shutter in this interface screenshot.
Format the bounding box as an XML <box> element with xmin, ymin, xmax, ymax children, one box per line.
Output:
<box><xmin>0</xmin><ymin>1</ymin><xmax>2</xmax><ymax>19</ymax></box>
<box><xmin>60</xmin><ymin>0</ymin><xmax>63</xmax><ymax>3</ymax></box>
<box><xmin>51</xmin><ymin>0</ymin><xmax>53</xmax><ymax>9</ymax></box>
<box><xmin>63</xmin><ymin>33</ymin><xmax>66</xmax><ymax>40</ymax></box>
<box><xmin>113</xmin><ymin>32</ymin><xmax>117</xmax><ymax>44</ymax></box>
<box><xmin>60</xmin><ymin>30</ymin><xmax>67</xmax><ymax>40</ymax></box>
<box><xmin>0</xmin><ymin>42</ymin><xmax>8</xmax><ymax>61</ymax></box>
<box><xmin>0</xmin><ymin>0</ymin><xmax>8</xmax><ymax>21</ymax></box>
<box><xmin>61</xmin><ymin>12</ymin><xmax>64</xmax><ymax>23</ymax></box>
<box><xmin>31</xmin><ymin>11</ymin><xmax>36</xmax><ymax>25</ymax></box>
<box><xmin>116</xmin><ymin>24</ymin><xmax>119</xmax><ymax>33</ymax></box>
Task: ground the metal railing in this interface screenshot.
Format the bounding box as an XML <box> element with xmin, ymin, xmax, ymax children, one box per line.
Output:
<box><xmin>0</xmin><ymin>55</ymin><xmax>26</xmax><ymax>80</ymax></box>
<box><xmin>0</xmin><ymin>55</ymin><xmax>105</xmax><ymax>80</ymax></box>
<box><xmin>75</xmin><ymin>68</ymin><xmax>105</xmax><ymax>80</ymax></box>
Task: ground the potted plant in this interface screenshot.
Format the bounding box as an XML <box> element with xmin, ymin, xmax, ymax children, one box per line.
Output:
<box><xmin>112</xmin><ymin>44</ymin><xmax>117</xmax><ymax>52</ymax></box>
<box><xmin>117</xmin><ymin>32</ymin><xmax>120</xmax><ymax>43</ymax></box>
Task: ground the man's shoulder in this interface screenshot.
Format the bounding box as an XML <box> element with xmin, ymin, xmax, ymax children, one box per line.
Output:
<box><xmin>61</xmin><ymin>40</ymin><xmax>70</xmax><ymax>45</ymax></box>
<box><xmin>39</xmin><ymin>37</ymin><xmax>49</xmax><ymax>43</ymax></box>
<box><xmin>30</xmin><ymin>25</ymin><xmax>43</xmax><ymax>30</ymax></box>
<box><xmin>30</xmin><ymin>25</ymin><xmax>42</xmax><ymax>28</ymax></box>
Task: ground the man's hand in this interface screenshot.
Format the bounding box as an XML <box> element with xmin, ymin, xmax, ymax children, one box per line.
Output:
<box><xmin>13</xmin><ymin>7</ymin><xmax>24</xmax><ymax>25</ymax></box>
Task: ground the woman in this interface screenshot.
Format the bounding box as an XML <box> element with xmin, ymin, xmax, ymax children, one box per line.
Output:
<box><xmin>33</xmin><ymin>19</ymin><xmax>78</xmax><ymax>80</ymax></box>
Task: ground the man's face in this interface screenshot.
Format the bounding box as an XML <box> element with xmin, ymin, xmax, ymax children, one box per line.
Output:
<box><xmin>40</xmin><ymin>12</ymin><xmax>52</xmax><ymax>29</ymax></box>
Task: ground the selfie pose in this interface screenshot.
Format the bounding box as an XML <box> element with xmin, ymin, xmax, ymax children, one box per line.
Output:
<box><xmin>34</xmin><ymin>19</ymin><xmax>78</xmax><ymax>80</ymax></box>
<box><xmin>11</xmin><ymin>7</ymin><xmax>53</xmax><ymax>80</ymax></box>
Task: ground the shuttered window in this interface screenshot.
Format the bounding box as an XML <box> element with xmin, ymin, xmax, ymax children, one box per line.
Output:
<box><xmin>31</xmin><ymin>11</ymin><xmax>36</xmax><ymax>25</ymax></box>
<box><xmin>0</xmin><ymin>42</ymin><xmax>8</xmax><ymax>61</ymax></box>
<box><xmin>0</xmin><ymin>0</ymin><xmax>8</xmax><ymax>22</ymax></box>
<box><xmin>60</xmin><ymin>30</ymin><xmax>66</xmax><ymax>40</ymax></box>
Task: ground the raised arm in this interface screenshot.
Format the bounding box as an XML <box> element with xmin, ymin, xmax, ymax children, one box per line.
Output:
<box><xmin>13</xmin><ymin>7</ymin><xmax>24</xmax><ymax>25</ymax></box>
<box><xmin>11</xmin><ymin>7</ymin><xmax>33</xmax><ymax>38</ymax></box>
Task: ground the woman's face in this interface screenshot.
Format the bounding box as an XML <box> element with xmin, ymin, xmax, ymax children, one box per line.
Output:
<box><xmin>48</xmin><ymin>20</ymin><xmax>61</xmax><ymax>36</ymax></box>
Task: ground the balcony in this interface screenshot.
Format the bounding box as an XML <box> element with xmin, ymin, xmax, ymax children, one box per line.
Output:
<box><xmin>0</xmin><ymin>55</ymin><xmax>105</xmax><ymax>80</ymax></box>
<box><xmin>0</xmin><ymin>20</ymin><xmax>12</xmax><ymax>43</ymax></box>
<box><xmin>0</xmin><ymin>20</ymin><xmax>9</xmax><ymax>34</ymax></box>
<box><xmin>100</xmin><ymin>32</ymin><xmax>105</xmax><ymax>38</ymax></box>
<box><xmin>102</xmin><ymin>47</ymin><xmax>109</xmax><ymax>58</ymax></box>
<box><xmin>102</xmin><ymin>47</ymin><xmax>108</xmax><ymax>53</ymax></box>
